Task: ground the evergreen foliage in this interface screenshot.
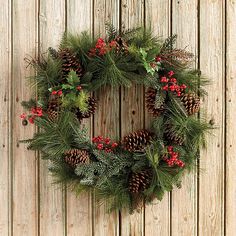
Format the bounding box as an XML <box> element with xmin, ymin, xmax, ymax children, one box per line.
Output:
<box><xmin>20</xmin><ymin>25</ymin><xmax>213</xmax><ymax>213</ymax></box>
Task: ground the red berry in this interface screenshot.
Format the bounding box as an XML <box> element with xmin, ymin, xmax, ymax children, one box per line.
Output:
<box><xmin>58</xmin><ymin>90</ymin><xmax>63</xmax><ymax>96</ymax></box>
<box><xmin>162</xmin><ymin>85</ymin><xmax>169</xmax><ymax>91</ymax></box>
<box><xmin>167</xmin><ymin>146</ymin><xmax>173</xmax><ymax>152</ymax></box>
<box><xmin>104</xmin><ymin>137</ymin><xmax>110</xmax><ymax>145</ymax></box>
<box><xmin>97</xmin><ymin>143</ymin><xmax>103</xmax><ymax>150</ymax></box>
<box><xmin>169</xmin><ymin>85</ymin><xmax>176</xmax><ymax>91</ymax></box>
<box><xmin>77</xmin><ymin>86</ymin><xmax>82</xmax><ymax>91</ymax></box>
<box><xmin>160</xmin><ymin>76</ymin><xmax>168</xmax><ymax>83</ymax></box>
<box><xmin>155</xmin><ymin>56</ymin><xmax>161</xmax><ymax>62</ymax></box>
<box><xmin>111</xmin><ymin>142</ymin><xmax>118</xmax><ymax>148</ymax></box>
<box><xmin>51</xmin><ymin>91</ymin><xmax>57</xmax><ymax>95</ymax></box>
<box><xmin>28</xmin><ymin>116</ymin><xmax>35</xmax><ymax>124</ymax></box>
<box><xmin>168</xmin><ymin>71</ymin><xmax>174</xmax><ymax>77</ymax></box>
<box><xmin>170</xmin><ymin>78</ymin><xmax>177</xmax><ymax>83</ymax></box>
<box><xmin>20</xmin><ymin>113</ymin><xmax>27</xmax><ymax>119</ymax></box>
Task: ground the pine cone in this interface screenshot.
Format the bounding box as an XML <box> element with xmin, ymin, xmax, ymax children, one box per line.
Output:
<box><xmin>128</xmin><ymin>169</ymin><xmax>152</xmax><ymax>193</ymax></box>
<box><xmin>114</xmin><ymin>36</ymin><xmax>128</xmax><ymax>53</ymax></box>
<box><xmin>58</xmin><ymin>48</ymin><xmax>83</xmax><ymax>78</ymax></box>
<box><xmin>181</xmin><ymin>92</ymin><xmax>200</xmax><ymax>115</ymax></box>
<box><xmin>164</xmin><ymin>124</ymin><xmax>184</xmax><ymax>145</ymax></box>
<box><xmin>64</xmin><ymin>149</ymin><xmax>90</xmax><ymax>168</ymax></box>
<box><xmin>145</xmin><ymin>88</ymin><xmax>165</xmax><ymax>117</ymax></box>
<box><xmin>75</xmin><ymin>97</ymin><xmax>97</xmax><ymax>120</ymax></box>
<box><xmin>47</xmin><ymin>96</ymin><xmax>61</xmax><ymax>120</ymax></box>
<box><xmin>122</xmin><ymin>130</ymin><xmax>153</xmax><ymax>152</ymax></box>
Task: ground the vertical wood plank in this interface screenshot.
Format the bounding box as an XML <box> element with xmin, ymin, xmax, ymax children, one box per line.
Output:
<box><xmin>0</xmin><ymin>0</ymin><xmax>11</xmax><ymax>235</ymax></box>
<box><xmin>120</xmin><ymin>1</ymin><xmax>144</xmax><ymax>235</ymax></box>
<box><xmin>12</xmin><ymin>0</ymin><xmax>39</xmax><ymax>235</ymax></box>
<box><xmin>39</xmin><ymin>1</ymin><xmax>66</xmax><ymax>235</ymax></box>
<box><xmin>199</xmin><ymin>0</ymin><xmax>225</xmax><ymax>235</ymax></box>
<box><xmin>93</xmin><ymin>1</ymin><xmax>120</xmax><ymax>235</ymax></box>
<box><xmin>225</xmin><ymin>1</ymin><xmax>236</xmax><ymax>235</ymax></box>
<box><xmin>144</xmin><ymin>1</ymin><xmax>171</xmax><ymax>236</ymax></box>
<box><xmin>171</xmin><ymin>1</ymin><xmax>198</xmax><ymax>235</ymax></box>
<box><xmin>66</xmin><ymin>0</ymin><xmax>93</xmax><ymax>235</ymax></box>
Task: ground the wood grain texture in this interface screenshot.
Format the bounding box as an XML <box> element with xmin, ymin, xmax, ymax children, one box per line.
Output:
<box><xmin>66</xmin><ymin>1</ymin><xmax>93</xmax><ymax>235</ymax></box>
<box><xmin>225</xmin><ymin>1</ymin><xmax>236</xmax><ymax>235</ymax></box>
<box><xmin>171</xmin><ymin>1</ymin><xmax>198</xmax><ymax>235</ymax></box>
<box><xmin>0</xmin><ymin>0</ymin><xmax>11</xmax><ymax>235</ymax></box>
<box><xmin>144</xmin><ymin>1</ymin><xmax>171</xmax><ymax>235</ymax></box>
<box><xmin>1</xmin><ymin>1</ymin><xmax>236</xmax><ymax>235</ymax></box>
<box><xmin>120</xmin><ymin>1</ymin><xmax>144</xmax><ymax>235</ymax></box>
<box><xmin>39</xmin><ymin>1</ymin><xmax>66</xmax><ymax>235</ymax></box>
<box><xmin>93</xmin><ymin>1</ymin><xmax>120</xmax><ymax>235</ymax></box>
<box><xmin>199</xmin><ymin>1</ymin><xmax>225</xmax><ymax>235</ymax></box>
<box><xmin>12</xmin><ymin>0</ymin><xmax>39</xmax><ymax>235</ymax></box>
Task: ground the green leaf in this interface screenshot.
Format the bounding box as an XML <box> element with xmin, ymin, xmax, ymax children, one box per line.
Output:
<box><xmin>62</xmin><ymin>84</ymin><xmax>74</xmax><ymax>90</ymax></box>
<box><xmin>67</xmin><ymin>70</ymin><xmax>80</xmax><ymax>85</ymax></box>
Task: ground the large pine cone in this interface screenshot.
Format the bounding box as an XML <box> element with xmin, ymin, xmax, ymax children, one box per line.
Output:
<box><xmin>46</xmin><ymin>96</ymin><xmax>61</xmax><ymax>120</ymax></box>
<box><xmin>58</xmin><ymin>48</ymin><xmax>83</xmax><ymax>78</ymax></box>
<box><xmin>164</xmin><ymin>124</ymin><xmax>184</xmax><ymax>145</ymax></box>
<box><xmin>146</xmin><ymin>88</ymin><xmax>165</xmax><ymax>117</ymax></box>
<box><xmin>181</xmin><ymin>93</ymin><xmax>200</xmax><ymax>115</ymax></box>
<box><xmin>122</xmin><ymin>130</ymin><xmax>153</xmax><ymax>152</ymax></box>
<box><xmin>64</xmin><ymin>149</ymin><xmax>90</xmax><ymax>168</ymax></box>
<box><xmin>75</xmin><ymin>97</ymin><xmax>97</xmax><ymax>120</ymax></box>
<box><xmin>128</xmin><ymin>169</ymin><xmax>152</xmax><ymax>193</ymax></box>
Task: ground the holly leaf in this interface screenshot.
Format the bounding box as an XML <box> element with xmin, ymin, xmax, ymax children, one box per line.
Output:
<box><xmin>67</xmin><ymin>70</ymin><xmax>80</xmax><ymax>85</ymax></box>
<box><xmin>62</xmin><ymin>84</ymin><xmax>74</xmax><ymax>90</ymax></box>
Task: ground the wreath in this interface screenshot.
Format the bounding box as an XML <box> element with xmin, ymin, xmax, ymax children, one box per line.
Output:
<box><xmin>21</xmin><ymin>24</ymin><xmax>212</xmax><ymax>213</ymax></box>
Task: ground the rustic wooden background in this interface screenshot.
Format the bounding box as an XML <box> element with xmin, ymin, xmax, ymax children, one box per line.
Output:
<box><xmin>0</xmin><ymin>0</ymin><xmax>235</xmax><ymax>235</ymax></box>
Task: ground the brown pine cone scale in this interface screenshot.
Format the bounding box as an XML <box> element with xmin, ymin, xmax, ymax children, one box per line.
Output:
<box><xmin>122</xmin><ymin>130</ymin><xmax>153</xmax><ymax>152</ymax></box>
<box><xmin>145</xmin><ymin>88</ymin><xmax>165</xmax><ymax>117</ymax></box>
<box><xmin>64</xmin><ymin>149</ymin><xmax>90</xmax><ymax>168</ymax></box>
<box><xmin>129</xmin><ymin>169</ymin><xmax>152</xmax><ymax>193</ymax></box>
<box><xmin>181</xmin><ymin>93</ymin><xmax>200</xmax><ymax>115</ymax></box>
<box><xmin>58</xmin><ymin>48</ymin><xmax>83</xmax><ymax>78</ymax></box>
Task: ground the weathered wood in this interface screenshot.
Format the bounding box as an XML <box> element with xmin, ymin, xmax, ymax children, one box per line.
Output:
<box><xmin>12</xmin><ymin>0</ymin><xmax>39</xmax><ymax>235</ymax></box>
<box><xmin>93</xmin><ymin>1</ymin><xmax>120</xmax><ymax>235</ymax></box>
<box><xmin>144</xmin><ymin>1</ymin><xmax>171</xmax><ymax>235</ymax></box>
<box><xmin>225</xmin><ymin>1</ymin><xmax>236</xmax><ymax>235</ymax></box>
<box><xmin>171</xmin><ymin>1</ymin><xmax>198</xmax><ymax>235</ymax></box>
<box><xmin>199</xmin><ymin>1</ymin><xmax>225</xmax><ymax>235</ymax></box>
<box><xmin>39</xmin><ymin>1</ymin><xmax>66</xmax><ymax>235</ymax></box>
<box><xmin>120</xmin><ymin>1</ymin><xmax>144</xmax><ymax>235</ymax></box>
<box><xmin>66</xmin><ymin>1</ymin><xmax>93</xmax><ymax>235</ymax></box>
<box><xmin>0</xmin><ymin>0</ymin><xmax>11</xmax><ymax>235</ymax></box>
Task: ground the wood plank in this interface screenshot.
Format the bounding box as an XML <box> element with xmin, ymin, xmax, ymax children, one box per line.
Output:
<box><xmin>12</xmin><ymin>0</ymin><xmax>39</xmax><ymax>235</ymax></box>
<box><xmin>0</xmin><ymin>0</ymin><xmax>11</xmax><ymax>235</ymax></box>
<box><xmin>120</xmin><ymin>1</ymin><xmax>144</xmax><ymax>235</ymax></box>
<box><xmin>144</xmin><ymin>1</ymin><xmax>171</xmax><ymax>236</ymax></box>
<box><xmin>199</xmin><ymin>1</ymin><xmax>225</xmax><ymax>235</ymax></box>
<box><xmin>66</xmin><ymin>1</ymin><xmax>93</xmax><ymax>235</ymax></box>
<box><xmin>39</xmin><ymin>1</ymin><xmax>66</xmax><ymax>235</ymax></box>
<box><xmin>93</xmin><ymin>1</ymin><xmax>120</xmax><ymax>235</ymax></box>
<box><xmin>225</xmin><ymin>1</ymin><xmax>236</xmax><ymax>235</ymax></box>
<box><xmin>171</xmin><ymin>1</ymin><xmax>198</xmax><ymax>235</ymax></box>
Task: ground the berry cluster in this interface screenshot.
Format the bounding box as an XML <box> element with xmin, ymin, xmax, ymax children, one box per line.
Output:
<box><xmin>51</xmin><ymin>90</ymin><xmax>63</xmax><ymax>96</ymax></box>
<box><xmin>163</xmin><ymin>146</ymin><xmax>185</xmax><ymax>168</ymax></box>
<box><xmin>160</xmin><ymin>71</ymin><xmax>187</xmax><ymax>97</ymax></box>
<box><xmin>89</xmin><ymin>38</ymin><xmax>117</xmax><ymax>57</ymax></box>
<box><xmin>20</xmin><ymin>107</ymin><xmax>43</xmax><ymax>124</ymax></box>
<box><xmin>92</xmin><ymin>136</ymin><xmax>118</xmax><ymax>153</ymax></box>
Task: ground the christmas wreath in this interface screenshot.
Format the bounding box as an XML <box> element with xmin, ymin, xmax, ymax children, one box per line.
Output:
<box><xmin>21</xmin><ymin>24</ymin><xmax>212</xmax><ymax>213</ymax></box>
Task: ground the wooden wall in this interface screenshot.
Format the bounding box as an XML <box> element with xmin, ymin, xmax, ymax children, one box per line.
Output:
<box><xmin>0</xmin><ymin>0</ymin><xmax>235</xmax><ymax>235</ymax></box>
